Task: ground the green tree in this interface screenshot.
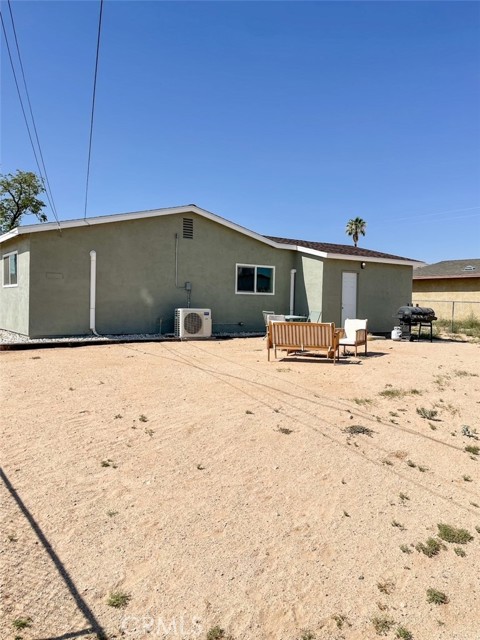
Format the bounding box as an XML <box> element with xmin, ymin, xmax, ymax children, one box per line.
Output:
<box><xmin>0</xmin><ymin>170</ymin><xmax>47</xmax><ymax>233</ymax></box>
<box><xmin>345</xmin><ymin>217</ymin><xmax>367</xmax><ymax>247</ymax></box>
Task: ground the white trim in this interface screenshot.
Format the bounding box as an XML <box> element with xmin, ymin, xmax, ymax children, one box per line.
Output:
<box><xmin>297</xmin><ymin>245</ymin><xmax>423</xmax><ymax>267</ymax></box>
<box><xmin>2</xmin><ymin>250</ymin><xmax>18</xmax><ymax>287</ymax></box>
<box><xmin>0</xmin><ymin>204</ymin><xmax>423</xmax><ymax>266</ymax></box>
<box><xmin>235</xmin><ymin>263</ymin><xmax>275</xmax><ymax>295</ymax></box>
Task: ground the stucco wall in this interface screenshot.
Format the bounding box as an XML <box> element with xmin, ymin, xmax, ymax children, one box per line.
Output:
<box><xmin>413</xmin><ymin>278</ymin><xmax>480</xmax><ymax>320</ymax></box>
<box><xmin>294</xmin><ymin>254</ymin><xmax>324</xmax><ymax>320</ymax></box>
<box><xmin>322</xmin><ymin>260</ymin><xmax>413</xmax><ymax>332</ymax></box>
<box><xmin>28</xmin><ymin>213</ymin><xmax>296</xmax><ymax>337</ymax></box>
<box><xmin>0</xmin><ymin>237</ymin><xmax>30</xmax><ymax>335</ymax></box>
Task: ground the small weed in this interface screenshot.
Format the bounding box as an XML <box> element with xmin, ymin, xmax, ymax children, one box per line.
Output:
<box><xmin>465</xmin><ymin>445</ymin><xmax>480</xmax><ymax>455</ymax></box>
<box><xmin>343</xmin><ymin>510</ymin><xmax>350</xmax><ymax>517</ymax></box>
<box><xmin>12</xmin><ymin>618</ymin><xmax>32</xmax><ymax>630</ymax></box>
<box><xmin>383</xmin><ymin>459</ymin><xmax>393</xmax><ymax>466</ymax></box>
<box><xmin>106</xmin><ymin>510</ymin><xmax>118</xmax><ymax>517</ymax></box>
<box><xmin>437</xmin><ymin>523</ymin><xmax>473</xmax><ymax>544</ymax></box>
<box><xmin>101</xmin><ymin>459</ymin><xmax>117</xmax><ymax>469</ymax></box>
<box><xmin>415</xmin><ymin>537</ymin><xmax>442</xmax><ymax>557</ymax></box>
<box><xmin>344</xmin><ymin>425</ymin><xmax>374</xmax><ymax>436</ymax></box>
<box><xmin>299</xmin><ymin>631</ymin><xmax>315</xmax><ymax>640</ymax></box>
<box><xmin>406</xmin><ymin>460</ymin><xmax>416</xmax><ymax>468</ymax></box>
<box><xmin>400</xmin><ymin>544</ymin><xmax>412</xmax><ymax>554</ymax></box>
<box><xmin>144</xmin><ymin>428</ymin><xmax>154</xmax><ymax>437</ymax></box>
<box><xmin>197</xmin><ymin>463</ymin><xmax>205</xmax><ymax>470</ymax></box>
<box><xmin>429</xmin><ymin>423</ymin><xmax>437</xmax><ymax>431</ymax></box>
<box><xmin>30</xmin><ymin>355</ymin><xmax>41</xmax><ymax>359</ymax></box>
<box><xmin>106</xmin><ymin>590</ymin><xmax>131</xmax><ymax>608</ymax></box>
<box><xmin>139</xmin><ymin>414</ymin><xmax>148</xmax><ymax>422</ymax></box>
<box><xmin>278</xmin><ymin>427</ymin><xmax>293</xmax><ymax>435</ymax></box>
<box><xmin>396</xmin><ymin>627</ymin><xmax>413</xmax><ymax>640</ymax></box>
<box><xmin>426</xmin><ymin>588</ymin><xmax>448</xmax><ymax>605</ymax></box>
<box><xmin>416</xmin><ymin>407</ymin><xmax>438</xmax><ymax>420</ymax></box>
<box><xmin>454</xmin><ymin>547</ymin><xmax>466</xmax><ymax>557</ymax></box>
<box><xmin>454</xmin><ymin>369</ymin><xmax>478</xmax><ymax>377</ymax></box>
<box><xmin>399</xmin><ymin>492</ymin><xmax>410</xmax><ymax>502</ymax></box>
<box><xmin>114</xmin><ymin>414</ymin><xmax>123</xmax><ymax>419</ymax></box>
<box><xmin>463</xmin><ymin>475</ymin><xmax>472</xmax><ymax>482</ymax></box>
<box><xmin>379</xmin><ymin>388</ymin><xmax>403</xmax><ymax>398</ymax></box>
<box><xmin>392</xmin><ymin>520</ymin><xmax>405</xmax><ymax>531</ymax></box>
<box><xmin>470</xmin><ymin>502</ymin><xmax>479</xmax><ymax>508</ymax></box>
<box><xmin>353</xmin><ymin>397</ymin><xmax>373</xmax><ymax>406</ymax></box>
<box><xmin>389</xmin><ymin>411</ymin><xmax>399</xmax><ymax>417</ymax></box>
<box><xmin>332</xmin><ymin>614</ymin><xmax>348</xmax><ymax>629</ymax></box>
<box><xmin>371</xmin><ymin>616</ymin><xmax>395</xmax><ymax>635</ymax></box>
<box><xmin>418</xmin><ymin>466</ymin><xmax>428</xmax><ymax>473</ymax></box>
<box><xmin>377</xmin><ymin>580</ymin><xmax>395</xmax><ymax>594</ymax></box>
<box><xmin>7</xmin><ymin>533</ymin><xmax>18</xmax><ymax>542</ymax></box>
<box><xmin>206</xmin><ymin>627</ymin><xmax>226</xmax><ymax>640</ymax></box>
<box><xmin>475</xmin><ymin>526</ymin><xmax>480</xmax><ymax>534</ymax></box>
<box><xmin>245</xmin><ymin>410</ymin><xmax>254</xmax><ymax>415</ymax></box>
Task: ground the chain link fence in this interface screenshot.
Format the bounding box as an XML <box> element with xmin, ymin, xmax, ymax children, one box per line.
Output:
<box><xmin>412</xmin><ymin>298</ymin><xmax>480</xmax><ymax>331</ymax></box>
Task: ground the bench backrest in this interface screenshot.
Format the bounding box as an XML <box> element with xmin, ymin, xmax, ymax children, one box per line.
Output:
<box><xmin>269</xmin><ymin>322</ymin><xmax>336</xmax><ymax>348</ymax></box>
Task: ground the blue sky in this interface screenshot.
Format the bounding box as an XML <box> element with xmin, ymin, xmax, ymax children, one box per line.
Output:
<box><xmin>1</xmin><ymin>0</ymin><xmax>479</xmax><ymax>263</ymax></box>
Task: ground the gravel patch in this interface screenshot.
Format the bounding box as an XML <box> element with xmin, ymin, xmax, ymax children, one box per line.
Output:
<box><xmin>0</xmin><ymin>328</ymin><xmax>262</xmax><ymax>347</ymax></box>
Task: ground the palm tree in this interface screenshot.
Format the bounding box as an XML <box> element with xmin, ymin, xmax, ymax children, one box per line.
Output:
<box><xmin>345</xmin><ymin>217</ymin><xmax>367</xmax><ymax>247</ymax></box>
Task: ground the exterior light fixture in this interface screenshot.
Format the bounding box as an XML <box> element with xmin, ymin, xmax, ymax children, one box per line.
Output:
<box><xmin>361</xmin><ymin>262</ymin><xmax>366</xmax><ymax>269</ymax></box>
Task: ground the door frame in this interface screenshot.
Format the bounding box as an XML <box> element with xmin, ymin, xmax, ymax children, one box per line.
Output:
<box><xmin>341</xmin><ymin>271</ymin><xmax>358</xmax><ymax>326</ymax></box>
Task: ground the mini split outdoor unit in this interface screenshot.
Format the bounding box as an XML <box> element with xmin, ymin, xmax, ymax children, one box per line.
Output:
<box><xmin>174</xmin><ymin>308</ymin><xmax>212</xmax><ymax>339</ymax></box>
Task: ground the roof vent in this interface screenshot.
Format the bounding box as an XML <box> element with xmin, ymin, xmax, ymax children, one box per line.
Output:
<box><xmin>463</xmin><ymin>265</ymin><xmax>476</xmax><ymax>271</ymax></box>
<box><xmin>183</xmin><ymin>218</ymin><xmax>193</xmax><ymax>239</ymax></box>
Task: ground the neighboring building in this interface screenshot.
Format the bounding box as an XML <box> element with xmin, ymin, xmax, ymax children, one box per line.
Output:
<box><xmin>413</xmin><ymin>259</ymin><xmax>480</xmax><ymax>321</ymax></box>
<box><xmin>0</xmin><ymin>205</ymin><xmax>421</xmax><ymax>338</ymax></box>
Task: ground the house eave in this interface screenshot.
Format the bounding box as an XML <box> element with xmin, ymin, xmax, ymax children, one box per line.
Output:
<box><xmin>297</xmin><ymin>245</ymin><xmax>423</xmax><ymax>267</ymax></box>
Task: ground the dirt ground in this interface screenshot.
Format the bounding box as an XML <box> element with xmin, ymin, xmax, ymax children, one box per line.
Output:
<box><xmin>1</xmin><ymin>336</ymin><xmax>480</xmax><ymax>640</ymax></box>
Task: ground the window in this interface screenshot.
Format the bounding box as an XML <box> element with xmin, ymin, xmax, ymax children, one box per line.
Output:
<box><xmin>3</xmin><ymin>252</ymin><xmax>18</xmax><ymax>287</ymax></box>
<box><xmin>236</xmin><ymin>264</ymin><xmax>274</xmax><ymax>294</ymax></box>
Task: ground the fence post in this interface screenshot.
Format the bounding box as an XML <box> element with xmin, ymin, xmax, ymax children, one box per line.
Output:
<box><xmin>451</xmin><ymin>301</ymin><xmax>455</xmax><ymax>333</ymax></box>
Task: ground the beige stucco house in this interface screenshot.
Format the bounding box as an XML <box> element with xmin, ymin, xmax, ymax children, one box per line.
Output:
<box><xmin>413</xmin><ymin>259</ymin><xmax>480</xmax><ymax>321</ymax></box>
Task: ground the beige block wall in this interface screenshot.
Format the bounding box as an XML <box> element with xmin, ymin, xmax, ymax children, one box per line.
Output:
<box><xmin>412</xmin><ymin>278</ymin><xmax>480</xmax><ymax>320</ymax></box>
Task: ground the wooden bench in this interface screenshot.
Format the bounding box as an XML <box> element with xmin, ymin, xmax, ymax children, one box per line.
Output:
<box><xmin>267</xmin><ymin>321</ymin><xmax>340</xmax><ymax>363</ymax></box>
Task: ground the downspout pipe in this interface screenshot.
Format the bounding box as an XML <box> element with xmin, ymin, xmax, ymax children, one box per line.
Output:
<box><xmin>89</xmin><ymin>250</ymin><xmax>100</xmax><ymax>336</ymax></box>
<box><xmin>289</xmin><ymin>269</ymin><xmax>296</xmax><ymax>315</ymax></box>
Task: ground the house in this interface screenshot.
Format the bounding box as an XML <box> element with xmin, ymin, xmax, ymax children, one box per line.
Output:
<box><xmin>413</xmin><ymin>259</ymin><xmax>480</xmax><ymax>321</ymax></box>
<box><xmin>0</xmin><ymin>204</ymin><xmax>422</xmax><ymax>338</ymax></box>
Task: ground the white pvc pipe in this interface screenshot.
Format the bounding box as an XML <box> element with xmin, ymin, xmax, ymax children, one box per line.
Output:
<box><xmin>89</xmin><ymin>250</ymin><xmax>100</xmax><ymax>336</ymax></box>
<box><xmin>289</xmin><ymin>269</ymin><xmax>296</xmax><ymax>315</ymax></box>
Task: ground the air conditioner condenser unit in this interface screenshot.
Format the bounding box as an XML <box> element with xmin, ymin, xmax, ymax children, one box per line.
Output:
<box><xmin>174</xmin><ymin>308</ymin><xmax>212</xmax><ymax>339</ymax></box>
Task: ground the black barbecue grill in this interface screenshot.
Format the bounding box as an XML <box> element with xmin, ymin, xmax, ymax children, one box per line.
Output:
<box><xmin>395</xmin><ymin>305</ymin><xmax>437</xmax><ymax>342</ymax></box>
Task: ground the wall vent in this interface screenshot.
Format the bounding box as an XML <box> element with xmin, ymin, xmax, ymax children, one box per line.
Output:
<box><xmin>463</xmin><ymin>265</ymin><xmax>476</xmax><ymax>271</ymax></box>
<box><xmin>183</xmin><ymin>218</ymin><xmax>194</xmax><ymax>239</ymax></box>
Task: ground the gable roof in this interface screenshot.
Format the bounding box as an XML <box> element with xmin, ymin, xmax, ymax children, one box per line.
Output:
<box><xmin>413</xmin><ymin>259</ymin><xmax>480</xmax><ymax>280</ymax></box>
<box><xmin>0</xmin><ymin>204</ymin><xmax>422</xmax><ymax>266</ymax></box>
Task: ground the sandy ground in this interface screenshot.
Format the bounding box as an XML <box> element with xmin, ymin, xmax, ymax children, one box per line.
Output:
<box><xmin>1</xmin><ymin>336</ymin><xmax>480</xmax><ymax>640</ymax></box>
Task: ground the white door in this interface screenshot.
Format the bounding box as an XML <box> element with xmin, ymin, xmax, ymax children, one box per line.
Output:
<box><xmin>341</xmin><ymin>272</ymin><xmax>357</xmax><ymax>326</ymax></box>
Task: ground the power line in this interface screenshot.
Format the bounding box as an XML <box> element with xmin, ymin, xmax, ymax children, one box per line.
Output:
<box><xmin>393</xmin><ymin>205</ymin><xmax>480</xmax><ymax>223</ymax></box>
<box><xmin>84</xmin><ymin>0</ymin><xmax>104</xmax><ymax>219</ymax></box>
<box><xmin>6</xmin><ymin>0</ymin><xmax>60</xmax><ymax>225</ymax></box>
<box><xmin>0</xmin><ymin>9</ymin><xmax>61</xmax><ymax>229</ymax></box>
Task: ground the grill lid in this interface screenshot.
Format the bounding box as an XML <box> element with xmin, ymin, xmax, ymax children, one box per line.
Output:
<box><xmin>396</xmin><ymin>306</ymin><xmax>437</xmax><ymax>321</ymax></box>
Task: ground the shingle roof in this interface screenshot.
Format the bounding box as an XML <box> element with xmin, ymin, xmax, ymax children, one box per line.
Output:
<box><xmin>265</xmin><ymin>236</ymin><xmax>417</xmax><ymax>262</ymax></box>
<box><xmin>413</xmin><ymin>259</ymin><xmax>480</xmax><ymax>279</ymax></box>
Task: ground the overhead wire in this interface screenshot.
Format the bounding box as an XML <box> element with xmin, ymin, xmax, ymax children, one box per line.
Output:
<box><xmin>0</xmin><ymin>9</ymin><xmax>61</xmax><ymax>229</ymax></box>
<box><xmin>6</xmin><ymin>0</ymin><xmax>60</xmax><ymax>227</ymax></box>
<box><xmin>83</xmin><ymin>0</ymin><xmax>104</xmax><ymax>219</ymax></box>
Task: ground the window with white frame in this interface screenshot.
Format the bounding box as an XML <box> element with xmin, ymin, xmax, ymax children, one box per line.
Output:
<box><xmin>3</xmin><ymin>252</ymin><xmax>18</xmax><ymax>287</ymax></box>
<box><xmin>236</xmin><ymin>264</ymin><xmax>275</xmax><ymax>294</ymax></box>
